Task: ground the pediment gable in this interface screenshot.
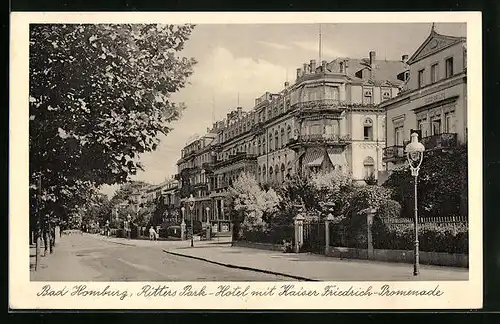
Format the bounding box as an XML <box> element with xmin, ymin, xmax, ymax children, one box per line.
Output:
<box><xmin>380</xmin><ymin>80</ymin><xmax>394</xmax><ymax>87</ymax></box>
<box><xmin>407</xmin><ymin>30</ymin><xmax>465</xmax><ymax>65</ymax></box>
<box><xmin>362</xmin><ymin>79</ymin><xmax>375</xmax><ymax>86</ymax></box>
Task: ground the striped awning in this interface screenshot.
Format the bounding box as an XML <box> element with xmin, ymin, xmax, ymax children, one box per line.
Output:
<box><xmin>327</xmin><ymin>149</ymin><xmax>348</xmax><ymax>167</ymax></box>
<box><xmin>308</xmin><ymin>155</ymin><xmax>324</xmax><ymax>167</ymax></box>
<box><xmin>302</xmin><ymin>149</ymin><xmax>325</xmax><ymax>166</ymax></box>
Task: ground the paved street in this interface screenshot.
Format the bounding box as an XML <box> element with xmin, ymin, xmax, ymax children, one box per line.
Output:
<box><xmin>30</xmin><ymin>232</ymin><xmax>468</xmax><ymax>282</ymax></box>
<box><xmin>30</xmin><ymin>233</ymin><xmax>293</xmax><ymax>281</ymax></box>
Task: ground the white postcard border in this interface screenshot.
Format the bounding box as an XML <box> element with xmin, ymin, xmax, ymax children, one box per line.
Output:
<box><xmin>9</xmin><ymin>11</ymin><xmax>483</xmax><ymax>310</ymax></box>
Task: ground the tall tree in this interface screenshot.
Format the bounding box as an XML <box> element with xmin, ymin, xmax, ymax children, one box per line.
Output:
<box><xmin>29</xmin><ymin>24</ymin><xmax>197</xmax><ymax>234</ymax></box>
<box><xmin>383</xmin><ymin>145</ymin><xmax>468</xmax><ymax>218</ymax></box>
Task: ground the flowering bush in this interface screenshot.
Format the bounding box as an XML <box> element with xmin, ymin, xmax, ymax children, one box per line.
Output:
<box><xmin>229</xmin><ymin>172</ymin><xmax>281</xmax><ymax>232</ymax></box>
<box><xmin>372</xmin><ymin>218</ymin><xmax>468</xmax><ymax>254</ymax></box>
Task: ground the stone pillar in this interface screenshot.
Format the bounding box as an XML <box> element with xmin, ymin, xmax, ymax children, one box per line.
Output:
<box><xmin>54</xmin><ymin>226</ymin><xmax>60</xmax><ymax>244</ymax></box>
<box><xmin>365</xmin><ymin>209</ymin><xmax>376</xmax><ymax>260</ymax></box>
<box><xmin>220</xmin><ymin>199</ymin><xmax>225</xmax><ymax>221</ymax></box>
<box><xmin>181</xmin><ymin>221</ymin><xmax>186</xmax><ymax>241</ymax></box>
<box><xmin>325</xmin><ymin>214</ymin><xmax>334</xmax><ymax>255</ymax></box>
<box><xmin>294</xmin><ymin>214</ymin><xmax>305</xmax><ymax>253</ymax></box>
<box><xmin>206</xmin><ymin>223</ymin><xmax>211</xmax><ymax>241</ymax></box>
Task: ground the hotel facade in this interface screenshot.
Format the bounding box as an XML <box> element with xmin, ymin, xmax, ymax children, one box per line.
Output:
<box><xmin>381</xmin><ymin>26</ymin><xmax>467</xmax><ymax>171</ymax></box>
<box><xmin>175</xmin><ymin>50</ymin><xmax>410</xmax><ymax>233</ymax></box>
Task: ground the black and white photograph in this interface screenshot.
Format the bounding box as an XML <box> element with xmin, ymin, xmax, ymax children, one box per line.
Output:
<box><xmin>10</xmin><ymin>12</ymin><xmax>482</xmax><ymax>309</ymax></box>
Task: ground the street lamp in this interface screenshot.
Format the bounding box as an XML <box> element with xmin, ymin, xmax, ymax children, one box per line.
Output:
<box><xmin>127</xmin><ymin>215</ymin><xmax>132</xmax><ymax>240</ymax></box>
<box><xmin>405</xmin><ymin>132</ymin><xmax>425</xmax><ymax>276</ymax></box>
<box><xmin>188</xmin><ymin>194</ymin><xmax>195</xmax><ymax>247</ymax></box>
<box><xmin>205</xmin><ymin>207</ymin><xmax>210</xmax><ymax>224</ymax></box>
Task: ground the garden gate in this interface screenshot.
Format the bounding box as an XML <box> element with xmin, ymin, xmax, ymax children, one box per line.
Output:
<box><xmin>301</xmin><ymin>221</ymin><xmax>325</xmax><ymax>254</ymax></box>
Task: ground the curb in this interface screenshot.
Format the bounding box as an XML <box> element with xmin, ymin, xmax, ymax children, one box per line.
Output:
<box><xmin>163</xmin><ymin>249</ymin><xmax>318</xmax><ymax>282</ymax></box>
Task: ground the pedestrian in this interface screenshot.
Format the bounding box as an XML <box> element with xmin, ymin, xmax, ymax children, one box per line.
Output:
<box><xmin>149</xmin><ymin>226</ymin><xmax>156</xmax><ymax>241</ymax></box>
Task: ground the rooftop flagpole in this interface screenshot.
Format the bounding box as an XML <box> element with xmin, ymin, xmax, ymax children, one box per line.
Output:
<box><xmin>319</xmin><ymin>23</ymin><xmax>322</xmax><ymax>63</ymax></box>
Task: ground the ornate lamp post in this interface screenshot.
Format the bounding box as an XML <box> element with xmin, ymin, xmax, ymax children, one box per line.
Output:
<box><xmin>405</xmin><ymin>132</ymin><xmax>425</xmax><ymax>276</ymax></box>
<box><xmin>181</xmin><ymin>206</ymin><xmax>186</xmax><ymax>241</ymax></box>
<box><xmin>188</xmin><ymin>194</ymin><xmax>195</xmax><ymax>247</ymax></box>
<box><xmin>126</xmin><ymin>215</ymin><xmax>132</xmax><ymax>240</ymax></box>
<box><xmin>205</xmin><ymin>206</ymin><xmax>211</xmax><ymax>240</ymax></box>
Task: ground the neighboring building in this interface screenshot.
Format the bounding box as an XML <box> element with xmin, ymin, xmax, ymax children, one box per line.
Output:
<box><xmin>175</xmin><ymin>50</ymin><xmax>409</xmax><ymax>233</ymax></box>
<box><xmin>381</xmin><ymin>24</ymin><xmax>467</xmax><ymax>171</ymax></box>
<box><xmin>158</xmin><ymin>177</ymin><xmax>180</xmax><ymax>221</ymax></box>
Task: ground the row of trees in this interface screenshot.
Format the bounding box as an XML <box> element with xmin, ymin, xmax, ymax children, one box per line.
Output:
<box><xmin>29</xmin><ymin>24</ymin><xmax>197</xmax><ymax>254</ymax></box>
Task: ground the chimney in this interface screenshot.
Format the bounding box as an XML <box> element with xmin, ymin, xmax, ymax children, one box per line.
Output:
<box><xmin>310</xmin><ymin>60</ymin><xmax>316</xmax><ymax>72</ymax></box>
<box><xmin>303</xmin><ymin>63</ymin><xmax>309</xmax><ymax>74</ymax></box>
<box><xmin>369</xmin><ymin>51</ymin><xmax>376</xmax><ymax>67</ymax></box>
<box><xmin>402</xmin><ymin>54</ymin><xmax>409</xmax><ymax>62</ymax></box>
<box><xmin>344</xmin><ymin>60</ymin><xmax>349</xmax><ymax>74</ymax></box>
<box><xmin>321</xmin><ymin>60</ymin><xmax>327</xmax><ymax>71</ymax></box>
<box><xmin>296</xmin><ymin>68</ymin><xmax>302</xmax><ymax>79</ymax></box>
<box><xmin>284</xmin><ymin>81</ymin><xmax>290</xmax><ymax>88</ymax></box>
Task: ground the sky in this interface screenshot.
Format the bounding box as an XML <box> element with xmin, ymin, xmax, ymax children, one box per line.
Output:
<box><xmin>99</xmin><ymin>22</ymin><xmax>466</xmax><ymax>197</ymax></box>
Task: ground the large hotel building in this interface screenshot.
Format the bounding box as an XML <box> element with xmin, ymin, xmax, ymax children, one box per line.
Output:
<box><xmin>172</xmin><ymin>25</ymin><xmax>467</xmax><ymax>234</ymax></box>
<box><xmin>175</xmin><ymin>49</ymin><xmax>409</xmax><ymax>234</ymax></box>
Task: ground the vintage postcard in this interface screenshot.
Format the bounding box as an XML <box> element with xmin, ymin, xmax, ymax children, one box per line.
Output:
<box><xmin>9</xmin><ymin>11</ymin><xmax>482</xmax><ymax>310</ymax></box>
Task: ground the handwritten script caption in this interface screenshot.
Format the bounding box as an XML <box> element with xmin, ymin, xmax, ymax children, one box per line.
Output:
<box><xmin>37</xmin><ymin>284</ymin><xmax>444</xmax><ymax>301</ymax></box>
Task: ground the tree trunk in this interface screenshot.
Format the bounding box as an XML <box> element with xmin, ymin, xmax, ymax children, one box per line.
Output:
<box><xmin>42</xmin><ymin>229</ymin><xmax>49</xmax><ymax>256</ymax></box>
<box><xmin>50</xmin><ymin>226</ymin><xmax>55</xmax><ymax>252</ymax></box>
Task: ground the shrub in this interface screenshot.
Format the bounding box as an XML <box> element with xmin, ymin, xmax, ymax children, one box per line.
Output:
<box><xmin>241</xmin><ymin>224</ymin><xmax>295</xmax><ymax>245</ymax></box>
<box><xmin>377</xmin><ymin>199</ymin><xmax>402</xmax><ymax>218</ymax></box>
<box><xmin>373</xmin><ymin>218</ymin><xmax>468</xmax><ymax>254</ymax></box>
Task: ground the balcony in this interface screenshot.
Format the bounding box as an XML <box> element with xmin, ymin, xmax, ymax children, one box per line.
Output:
<box><xmin>287</xmin><ymin>134</ymin><xmax>352</xmax><ymax>150</ymax></box>
<box><xmin>251</xmin><ymin>121</ymin><xmax>265</xmax><ymax>134</ymax></box>
<box><xmin>202</xmin><ymin>162</ymin><xmax>214</xmax><ymax>172</ymax></box>
<box><xmin>382</xmin><ymin>146</ymin><xmax>405</xmax><ymax>162</ymax></box>
<box><xmin>294</xmin><ymin>99</ymin><xmax>343</xmax><ymax>111</ymax></box>
<box><xmin>214</xmin><ymin>152</ymin><xmax>258</xmax><ymax>169</ymax></box>
<box><xmin>421</xmin><ymin>133</ymin><xmax>458</xmax><ymax>151</ymax></box>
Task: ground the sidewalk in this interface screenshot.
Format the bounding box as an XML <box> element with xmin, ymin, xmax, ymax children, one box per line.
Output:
<box><xmin>165</xmin><ymin>245</ymin><xmax>469</xmax><ymax>281</ymax></box>
<box><xmin>30</xmin><ymin>235</ymin><xmax>102</xmax><ymax>281</ymax></box>
<box><xmin>94</xmin><ymin>234</ymin><xmax>232</xmax><ymax>249</ymax></box>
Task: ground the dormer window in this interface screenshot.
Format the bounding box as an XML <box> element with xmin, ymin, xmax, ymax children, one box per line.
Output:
<box><xmin>339</xmin><ymin>62</ymin><xmax>344</xmax><ymax>73</ymax></box>
<box><xmin>382</xmin><ymin>89</ymin><xmax>391</xmax><ymax>100</ymax></box>
<box><xmin>363</xmin><ymin>88</ymin><xmax>373</xmax><ymax>97</ymax></box>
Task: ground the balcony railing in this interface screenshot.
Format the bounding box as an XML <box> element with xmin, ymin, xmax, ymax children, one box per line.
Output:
<box><xmin>213</xmin><ymin>152</ymin><xmax>258</xmax><ymax>169</ymax></box>
<box><xmin>294</xmin><ymin>99</ymin><xmax>343</xmax><ymax>110</ymax></box>
<box><xmin>288</xmin><ymin>134</ymin><xmax>352</xmax><ymax>147</ymax></box>
<box><xmin>421</xmin><ymin>133</ymin><xmax>458</xmax><ymax>150</ymax></box>
<box><xmin>382</xmin><ymin>145</ymin><xmax>405</xmax><ymax>162</ymax></box>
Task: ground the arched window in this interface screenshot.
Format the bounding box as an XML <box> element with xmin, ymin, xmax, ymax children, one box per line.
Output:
<box><xmin>257</xmin><ymin>166</ymin><xmax>261</xmax><ymax>182</ymax></box>
<box><xmin>280</xmin><ymin>128</ymin><xmax>285</xmax><ymax>148</ymax></box>
<box><xmin>363</xmin><ymin>118</ymin><xmax>373</xmax><ymax>141</ymax></box>
<box><xmin>280</xmin><ymin>163</ymin><xmax>285</xmax><ymax>183</ymax></box>
<box><xmin>274</xmin><ymin>130</ymin><xmax>279</xmax><ymax>150</ymax></box>
<box><xmin>262</xmin><ymin>164</ymin><xmax>266</xmax><ymax>181</ymax></box>
<box><xmin>269</xmin><ymin>166</ymin><xmax>273</xmax><ymax>181</ymax></box>
<box><xmin>363</xmin><ymin>156</ymin><xmax>375</xmax><ymax>179</ymax></box>
<box><xmin>275</xmin><ymin>165</ymin><xmax>279</xmax><ymax>182</ymax></box>
<box><xmin>258</xmin><ymin>138</ymin><xmax>262</xmax><ymax>155</ymax></box>
<box><xmin>286</xmin><ymin>125</ymin><xmax>292</xmax><ymax>143</ymax></box>
<box><xmin>268</xmin><ymin>132</ymin><xmax>273</xmax><ymax>152</ymax></box>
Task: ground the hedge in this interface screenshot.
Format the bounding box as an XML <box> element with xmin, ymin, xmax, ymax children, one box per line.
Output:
<box><xmin>241</xmin><ymin>225</ymin><xmax>295</xmax><ymax>245</ymax></box>
<box><xmin>372</xmin><ymin>218</ymin><xmax>468</xmax><ymax>254</ymax></box>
